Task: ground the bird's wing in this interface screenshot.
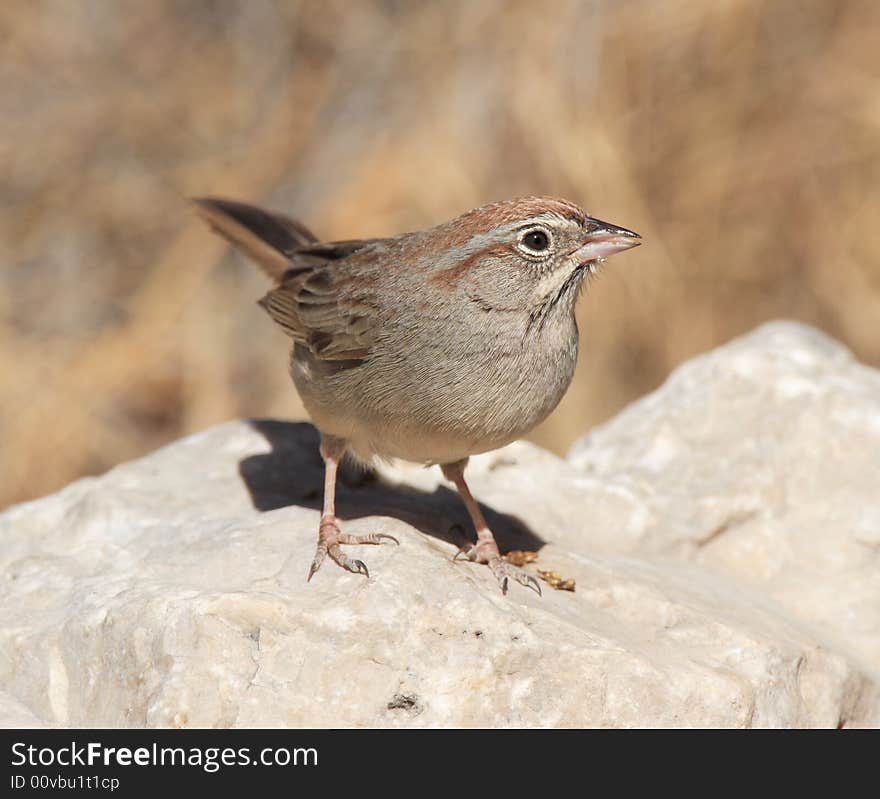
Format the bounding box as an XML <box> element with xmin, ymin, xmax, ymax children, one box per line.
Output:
<box><xmin>193</xmin><ymin>196</ymin><xmax>383</xmax><ymax>364</ymax></box>
<box><xmin>259</xmin><ymin>263</ymin><xmax>380</xmax><ymax>363</ymax></box>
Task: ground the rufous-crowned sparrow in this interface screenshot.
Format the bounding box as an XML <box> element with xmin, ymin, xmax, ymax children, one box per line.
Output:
<box><xmin>193</xmin><ymin>196</ymin><xmax>640</xmax><ymax>594</ymax></box>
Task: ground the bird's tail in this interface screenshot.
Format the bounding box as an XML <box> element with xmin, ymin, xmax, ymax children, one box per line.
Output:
<box><xmin>191</xmin><ymin>196</ymin><xmax>318</xmax><ymax>282</ymax></box>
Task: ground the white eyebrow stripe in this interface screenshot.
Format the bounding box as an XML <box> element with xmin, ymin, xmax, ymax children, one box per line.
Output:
<box><xmin>522</xmin><ymin>212</ymin><xmax>583</xmax><ymax>229</ymax></box>
<box><xmin>455</xmin><ymin>213</ymin><xmax>581</xmax><ymax>258</ymax></box>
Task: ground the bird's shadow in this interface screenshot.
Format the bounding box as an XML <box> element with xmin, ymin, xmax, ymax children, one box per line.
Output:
<box><xmin>238</xmin><ymin>419</ymin><xmax>545</xmax><ymax>553</ymax></box>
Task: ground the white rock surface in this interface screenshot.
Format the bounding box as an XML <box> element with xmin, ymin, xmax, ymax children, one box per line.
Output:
<box><xmin>568</xmin><ymin>321</ymin><xmax>880</xmax><ymax>669</ymax></box>
<box><xmin>0</xmin><ymin>321</ymin><xmax>878</xmax><ymax>728</ymax></box>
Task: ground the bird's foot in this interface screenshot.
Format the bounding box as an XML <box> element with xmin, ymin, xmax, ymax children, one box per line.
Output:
<box><xmin>307</xmin><ymin>516</ymin><xmax>398</xmax><ymax>582</ymax></box>
<box><xmin>454</xmin><ymin>539</ymin><xmax>542</xmax><ymax>596</ymax></box>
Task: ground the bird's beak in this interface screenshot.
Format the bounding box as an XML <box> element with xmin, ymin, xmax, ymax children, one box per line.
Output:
<box><xmin>573</xmin><ymin>217</ymin><xmax>641</xmax><ymax>263</ymax></box>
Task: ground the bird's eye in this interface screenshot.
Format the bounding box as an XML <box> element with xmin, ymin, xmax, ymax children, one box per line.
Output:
<box><xmin>518</xmin><ymin>227</ymin><xmax>553</xmax><ymax>257</ymax></box>
<box><xmin>524</xmin><ymin>231</ymin><xmax>549</xmax><ymax>250</ymax></box>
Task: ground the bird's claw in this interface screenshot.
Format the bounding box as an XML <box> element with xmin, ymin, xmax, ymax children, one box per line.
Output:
<box><xmin>306</xmin><ymin>518</ymin><xmax>396</xmax><ymax>582</ymax></box>
<box><xmin>351</xmin><ymin>559</ymin><xmax>369</xmax><ymax>578</ymax></box>
<box><xmin>453</xmin><ymin>542</ymin><xmax>542</xmax><ymax>596</ymax></box>
<box><xmin>517</xmin><ymin>571</ymin><xmax>542</xmax><ymax>596</ymax></box>
<box><xmin>487</xmin><ymin>555</ymin><xmax>542</xmax><ymax>596</ymax></box>
<box><xmin>307</xmin><ymin>539</ymin><xmax>328</xmax><ymax>582</ymax></box>
<box><xmin>453</xmin><ymin>545</ymin><xmax>475</xmax><ymax>563</ymax></box>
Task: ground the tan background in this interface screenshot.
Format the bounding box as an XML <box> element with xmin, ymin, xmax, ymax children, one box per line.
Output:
<box><xmin>2</xmin><ymin>0</ymin><xmax>878</xmax><ymax>509</ymax></box>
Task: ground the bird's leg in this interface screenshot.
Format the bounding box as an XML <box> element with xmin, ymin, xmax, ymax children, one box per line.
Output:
<box><xmin>307</xmin><ymin>436</ymin><xmax>398</xmax><ymax>582</ymax></box>
<box><xmin>441</xmin><ymin>459</ymin><xmax>541</xmax><ymax>596</ymax></box>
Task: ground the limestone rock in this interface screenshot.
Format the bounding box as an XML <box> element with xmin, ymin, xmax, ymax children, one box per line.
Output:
<box><xmin>0</xmin><ymin>690</ymin><xmax>47</xmax><ymax>728</ymax></box>
<box><xmin>568</xmin><ymin>321</ymin><xmax>880</xmax><ymax>670</ymax></box>
<box><xmin>0</xmin><ymin>321</ymin><xmax>877</xmax><ymax>727</ymax></box>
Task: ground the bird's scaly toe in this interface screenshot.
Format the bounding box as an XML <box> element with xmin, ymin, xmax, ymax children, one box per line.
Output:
<box><xmin>453</xmin><ymin>539</ymin><xmax>541</xmax><ymax>596</ymax></box>
<box><xmin>307</xmin><ymin>517</ymin><xmax>397</xmax><ymax>582</ymax></box>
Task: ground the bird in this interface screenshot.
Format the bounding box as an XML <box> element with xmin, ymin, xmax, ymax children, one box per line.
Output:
<box><xmin>193</xmin><ymin>195</ymin><xmax>640</xmax><ymax>594</ymax></box>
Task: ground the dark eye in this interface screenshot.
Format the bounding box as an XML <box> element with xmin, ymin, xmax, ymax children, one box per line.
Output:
<box><xmin>518</xmin><ymin>228</ymin><xmax>553</xmax><ymax>257</ymax></box>
<box><xmin>523</xmin><ymin>230</ymin><xmax>549</xmax><ymax>250</ymax></box>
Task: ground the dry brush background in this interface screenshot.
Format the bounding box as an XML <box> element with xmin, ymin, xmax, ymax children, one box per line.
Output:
<box><xmin>2</xmin><ymin>0</ymin><xmax>878</xmax><ymax>509</ymax></box>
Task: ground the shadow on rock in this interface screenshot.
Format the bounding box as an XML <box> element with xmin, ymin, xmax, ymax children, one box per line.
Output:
<box><xmin>238</xmin><ymin>419</ymin><xmax>545</xmax><ymax>554</ymax></box>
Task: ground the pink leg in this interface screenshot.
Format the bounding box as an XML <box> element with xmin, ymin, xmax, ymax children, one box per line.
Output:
<box><xmin>307</xmin><ymin>437</ymin><xmax>398</xmax><ymax>582</ymax></box>
<box><xmin>441</xmin><ymin>459</ymin><xmax>541</xmax><ymax>596</ymax></box>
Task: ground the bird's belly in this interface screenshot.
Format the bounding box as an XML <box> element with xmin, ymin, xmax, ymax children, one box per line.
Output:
<box><xmin>350</xmin><ymin>425</ymin><xmax>499</xmax><ymax>466</ymax></box>
<box><xmin>300</xmin><ymin>386</ymin><xmax>524</xmax><ymax>464</ymax></box>
<box><xmin>292</xmin><ymin>332</ymin><xmax>578</xmax><ymax>465</ymax></box>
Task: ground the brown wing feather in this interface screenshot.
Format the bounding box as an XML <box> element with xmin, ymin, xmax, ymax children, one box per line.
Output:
<box><xmin>259</xmin><ymin>270</ymin><xmax>376</xmax><ymax>362</ymax></box>
<box><xmin>194</xmin><ymin>196</ymin><xmax>382</xmax><ymax>366</ymax></box>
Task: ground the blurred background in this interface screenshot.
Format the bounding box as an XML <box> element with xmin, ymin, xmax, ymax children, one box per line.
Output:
<box><xmin>2</xmin><ymin>0</ymin><xmax>878</xmax><ymax>509</ymax></box>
